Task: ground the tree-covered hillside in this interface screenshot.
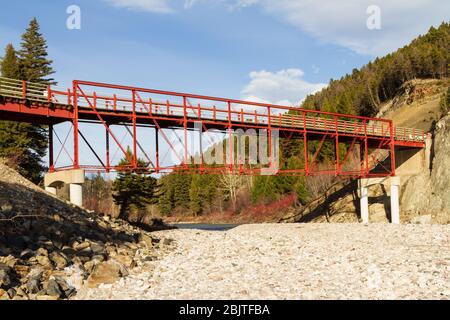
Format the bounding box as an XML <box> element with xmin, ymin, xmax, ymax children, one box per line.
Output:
<box><xmin>301</xmin><ymin>22</ymin><xmax>449</xmax><ymax>117</ymax></box>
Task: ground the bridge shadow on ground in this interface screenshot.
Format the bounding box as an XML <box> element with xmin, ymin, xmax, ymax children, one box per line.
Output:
<box><xmin>284</xmin><ymin>179</ymin><xmax>391</xmax><ymax>223</ymax></box>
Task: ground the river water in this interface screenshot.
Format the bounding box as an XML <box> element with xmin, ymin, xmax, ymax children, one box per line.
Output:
<box><xmin>172</xmin><ymin>223</ymin><xmax>240</xmax><ymax>231</ymax></box>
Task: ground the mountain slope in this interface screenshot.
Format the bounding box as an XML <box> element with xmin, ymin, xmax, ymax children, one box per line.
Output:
<box><xmin>282</xmin><ymin>78</ymin><xmax>449</xmax><ymax>224</ymax></box>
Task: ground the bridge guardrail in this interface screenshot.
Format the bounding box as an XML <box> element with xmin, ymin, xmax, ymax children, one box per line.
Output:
<box><xmin>0</xmin><ymin>77</ymin><xmax>426</xmax><ymax>144</ymax></box>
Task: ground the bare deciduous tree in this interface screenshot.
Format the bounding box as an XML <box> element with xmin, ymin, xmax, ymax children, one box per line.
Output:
<box><xmin>219</xmin><ymin>171</ymin><xmax>243</xmax><ymax>212</ymax></box>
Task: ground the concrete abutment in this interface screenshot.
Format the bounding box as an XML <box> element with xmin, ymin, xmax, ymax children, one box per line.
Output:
<box><xmin>44</xmin><ymin>169</ymin><xmax>85</xmax><ymax>207</ymax></box>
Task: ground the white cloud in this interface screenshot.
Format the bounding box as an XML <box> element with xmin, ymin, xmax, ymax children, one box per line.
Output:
<box><xmin>103</xmin><ymin>0</ymin><xmax>173</xmax><ymax>13</ymax></box>
<box><xmin>189</xmin><ymin>0</ymin><xmax>450</xmax><ymax>56</ymax></box>
<box><xmin>102</xmin><ymin>1</ymin><xmax>449</xmax><ymax>55</ymax></box>
<box><xmin>241</xmin><ymin>68</ymin><xmax>326</xmax><ymax>107</ymax></box>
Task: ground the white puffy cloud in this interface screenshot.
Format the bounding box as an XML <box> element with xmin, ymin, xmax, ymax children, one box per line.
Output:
<box><xmin>255</xmin><ymin>0</ymin><xmax>450</xmax><ymax>55</ymax></box>
<box><xmin>190</xmin><ymin>0</ymin><xmax>450</xmax><ymax>56</ymax></box>
<box><xmin>241</xmin><ymin>68</ymin><xmax>326</xmax><ymax>107</ymax></box>
<box><xmin>103</xmin><ymin>0</ymin><xmax>173</xmax><ymax>13</ymax></box>
<box><xmin>102</xmin><ymin>1</ymin><xmax>449</xmax><ymax>55</ymax></box>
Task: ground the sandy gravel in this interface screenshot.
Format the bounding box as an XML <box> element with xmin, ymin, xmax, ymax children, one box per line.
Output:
<box><xmin>75</xmin><ymin>223</ymin><xmax>450</xmax><ymax>300</ymax></box>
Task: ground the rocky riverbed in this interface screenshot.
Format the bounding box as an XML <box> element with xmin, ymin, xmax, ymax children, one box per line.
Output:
<box><xmin>74</xmin><ymin>223</ymin><xmax>450</xmax><ymax>300</ymax></box>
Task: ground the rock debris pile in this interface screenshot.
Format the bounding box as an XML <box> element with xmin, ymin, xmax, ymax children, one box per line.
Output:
<box><xmin>0</xmin><ymin>160</ymin><xmax>174</xmax><ymax>300</ymax></box>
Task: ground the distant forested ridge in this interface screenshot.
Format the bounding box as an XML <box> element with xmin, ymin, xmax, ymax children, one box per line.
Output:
<box><xmin>301</xmin><ymin>22</ymin><xmax>449</xmax><ymax>117</ymax></box>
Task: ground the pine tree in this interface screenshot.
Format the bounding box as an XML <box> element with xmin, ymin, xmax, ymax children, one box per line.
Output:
<box><xmin>158</xmin><ymin>174</ymin><xmax>176</xmax><ymax>215</ymax></box>
<box><xmin>189</xmin><ymin>174</ymin><xmax>202</xmax><ymax>216</ymax></box>
<box><xmin>1</xmin><ymin>44</ymin><xmax>19</xmax><ymax>77</ymax></box>
<box><xmin>0</xmin><ymin>42</ymin><xmax>48</xmax><ymax>183</ymax></box>
<box><xmin>112</xmin><ymin>147</ymin><xmax>158</xmax><ymax>221</ymax></box>
<box><xmin>18</xmin><ymin>18</ymin><xmax>55</xmax><ymax>84</ymax></box>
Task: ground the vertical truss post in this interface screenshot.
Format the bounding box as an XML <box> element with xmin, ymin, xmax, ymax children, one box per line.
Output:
<box><xmin>199</xmin><ymin>123</ymin><xmax>204</xmax><ymax>172</ymax></box>
<box><xmin>49</xmin><ymin>123</ymin><xmax>54</xmax><ymax>172</ymax></box>
<box><xmin>155</xmin><ymin>127</ymin><xmax>160</xmax><ymax>173</ymax></box>
<box><xmin>22</xmin><ymin>80</ymin><xmax>26</xmax><ymax>99</ymax></box>
<box><xmin>303</xmin><ymin>111</ymin><xmax>309</xmax><ymax>176</ymax></box>
<box><xmin>267</xmin><ymin>106</ymin><xmax>272</xmax><ymax>169</ymax></box>
<box><xmin>72</xmin><ymin>81</ymin><xmax>79</xmax><ymax>169</ymax></box>
<box><xmin>132</xmin><ymin>90</ymin><xmax>137</xmax><ymax>168</ymax></box>
<box><xmin>389</xmin><ymin>120</ymin><xmax>396</xmax><ymax>176</ymax></box>
<box><xmin>363</xmin><ymin>119</ymin><xmax>369</xmax><ymax>176</ymax></box>
<box><xmin>106</xmin><ymin>124</ymin><xmax>110</xmax><ymax>173</ymax></box>
<box><xmin>334</xmin><ymin>115</ymin><xmax>339</xmax><ymax>176</ymax></box>
<box><xmin>227</xmin><ymin>101</ymin><xmax>233</xmax><ymax>172</ymax></box>
<box><xmin>183</xmin><ymin>96</ymin><xmax>188</xmax><ymax>168</ymax></box>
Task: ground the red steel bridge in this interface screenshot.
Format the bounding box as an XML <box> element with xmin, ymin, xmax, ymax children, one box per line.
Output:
<box><xmin>0</xmin><ymin>77</ymin><xmax>427</xmax><ymax>177</ymax></box>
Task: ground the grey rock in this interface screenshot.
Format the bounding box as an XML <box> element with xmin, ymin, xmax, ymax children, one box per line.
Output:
<box><xmin>90</xmin><ymin>242</ymin><xmax>105</xmax><ymax>255</ymax></box>
<box><xmin>36</xmin><ymin>247</ymin><xmax>48</xmax><ymax>256</ymax></box>
<box><xmin>49</xmin><ymin>252</ymin><xmax>68</xmax><ymax>269</ymax></box>
<box><xmin>26</xmin><ymin>268</ymin><xmax>44</xmax><ymax>294</ymax></box>
<box><xmin>20</xmin><ymin>249</ymin><xmax>34</xmax><ymax>260</ymax></box>
<box><xmin>86</xmin><ymin>261</ymin><xmax>128</xmax><ymax>288</ymax></box>
<box><xmin>46</xmin><ymin>279</ymin><xmax>63</xmax><ymax>298</ymax></box>
<box><xmin>55</xmin><ymin>277</ymin><xmax>76</xmax><ymax>298</ymax></box>
<box><xmin>7</xmin><ymin>288</ymin><xmax>16</xmax><ymax>299</ymax></box>
<box><xmin>0</xmin><ymin>264</ymin><xmax>12</xmax><ymax>288</ymax></box>
<box><xmin>162</xmin><ymin>238</ymin><xmax>174</xmax><ymax>246</ymax></box>
<box><xmin>26</xmin><ymin>279</ymin><xmax>40</xmax><ymax>294</ymax></box>
<box><xmin>36</xmin><ymin>255</ymin><xmax>52</xmax><ymax>268</ymax></box>
<box><xmin>139</xmin><ymin>233</ymin><xmax>154</xmax><ymax>247</ymax></box>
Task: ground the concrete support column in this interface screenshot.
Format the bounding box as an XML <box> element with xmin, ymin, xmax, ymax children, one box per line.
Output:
<box><xmin>45</xmin><ymin>186</ymin><xmax>57</xmax><ymax>195</ymax></box>
<box><xmin>69</xmin><ymin>183</ymin><xmax>83</xmax><ymax>207</ymax></box>
<box><xmin>359</xmin><ymin>183</ymin><xmax>369</xmax><ymax>223</ymax></box>
<box><xmin>390</xmin><ymin>176</ymin><xmax>400</xmax><ymax>224</ymax></box>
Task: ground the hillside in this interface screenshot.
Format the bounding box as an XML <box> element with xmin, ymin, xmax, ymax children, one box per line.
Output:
<box><xmin>282</xmin><ymin>78</ymin><xmax>450</xmax><ymax>224</ymax></box>
<box><xmin>300</xmin><ymin>22</ymin><xmax>449</xmax><ymax>117</ymax></box>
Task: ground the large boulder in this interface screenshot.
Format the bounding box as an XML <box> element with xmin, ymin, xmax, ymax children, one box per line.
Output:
<box><xmin>86</xmin><ymin>260</ymin><xmax>129</xmax><ymax>288</ymax></box>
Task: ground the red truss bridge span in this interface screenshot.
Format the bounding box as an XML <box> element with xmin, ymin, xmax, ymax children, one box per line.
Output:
<box><xmin>0</xmin><ymin>77</ymin><xmax>427</xmax><ymax>177</ymax></box>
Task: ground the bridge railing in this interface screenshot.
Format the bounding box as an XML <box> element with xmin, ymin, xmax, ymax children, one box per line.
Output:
<box><xmin>0</xmin><ymin>77</ymin><xmax>49</xmax><ymax>102</ymax></box>
<box><xmin>71</xmin><ymin>79</ymin><xmax>399</xmax><ymax>140</ymax></box>
<box><xmin>0</xmin><ymin>77</ymin><xmax>427</xmax><ymax>143</ymax></box>
<box><xmin>72</xmin><ymin>80</ymin><xmax>427</xmax><ymax>143</ymax></box>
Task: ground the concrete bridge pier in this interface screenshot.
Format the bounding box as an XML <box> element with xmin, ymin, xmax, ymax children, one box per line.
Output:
<box><xmin>358</xmin><ymin>176</ymin><xmax>400</xmax><ymax>224</ymax></box>
<box><xmin>390</xmin><ymin>177</ymin><xmax>400</xmax><ymax>224</ymax></box>
<box><xmin>359</xmin><ymin>182</ymin><xmax>369</xmax><ymax>223</ymax></box>
<box><xmin>44</xmin><ymin>169</ymin><xmax>85</xmax><ymax>207</ymax></box>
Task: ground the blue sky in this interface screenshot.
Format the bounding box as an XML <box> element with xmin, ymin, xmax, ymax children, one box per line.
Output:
<box><xmin>0</xmin><ymin>0</ymin><xmax>448</xmax><ymax>171</ymax></box>
<box><xmin>1</xmin><ymin>0</ymin><xmax>448</xmax><ymax>103</ymax></box>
